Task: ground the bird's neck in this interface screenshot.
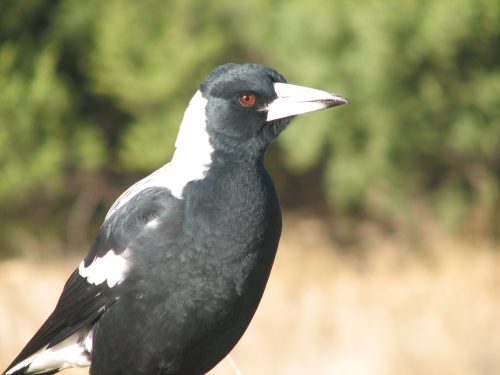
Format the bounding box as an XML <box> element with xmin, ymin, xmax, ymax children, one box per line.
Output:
<box><xmin>164</xmin><ymin>90</ymin><xmax>213</xmax><ymax>198</ymax></box>
<box><xmin>181</xmin><ymin>151</ymin><xmax>280</xmax><ymax>257</ymax></box>
<box><xmin>169</xmin><ymin>88</ymin><xmax>269</xmax><ymax>199</ymax></box>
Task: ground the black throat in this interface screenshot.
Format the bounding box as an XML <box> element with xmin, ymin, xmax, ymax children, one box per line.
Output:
<box><xmin>182</xmin><ymin>151</ymin><xmax>282</xmax><ymax>262</ymax></box>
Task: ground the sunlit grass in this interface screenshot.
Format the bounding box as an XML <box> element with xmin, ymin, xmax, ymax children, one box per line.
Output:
<box><xmin>1</xmin><ymin>216</ymin><xmax>499</xmax><ymax>375</ymax></box>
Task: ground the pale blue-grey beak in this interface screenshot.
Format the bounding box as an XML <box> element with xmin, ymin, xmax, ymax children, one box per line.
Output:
<box><xmin>266</xmin><ymin>82</ymin><xmax>348</xmax><ymax>121</ymax></box>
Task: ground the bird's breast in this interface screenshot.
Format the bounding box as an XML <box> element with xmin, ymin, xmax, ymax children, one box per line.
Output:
<box><xmin>174</xmin><ymin>162</ymin><xmax>281</xmax><ymax>304</ymax></box>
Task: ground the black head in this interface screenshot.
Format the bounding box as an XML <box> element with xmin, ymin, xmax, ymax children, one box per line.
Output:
<box><xmin>176</xmin><ymin>63</ymin><xmax>347</xmax><ymax>161</ymax></box>
<box><xmin>199</xmin><ymin>64</ymin><xmax>289</xmax><ymax>156</ymax></box>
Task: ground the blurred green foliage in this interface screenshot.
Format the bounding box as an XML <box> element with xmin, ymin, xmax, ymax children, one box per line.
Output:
<box><xmin>0</xmin><ymin>0</ymin><xmax>499</xmax><ymax>254</ymax></box>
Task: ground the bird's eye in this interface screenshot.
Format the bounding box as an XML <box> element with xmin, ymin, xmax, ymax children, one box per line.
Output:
<box><xmin>239</xmin><ymin>93</ymin><xmax>256</xmax><ymax>108</ymax></box>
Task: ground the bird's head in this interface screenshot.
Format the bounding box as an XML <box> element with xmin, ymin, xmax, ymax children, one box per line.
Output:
<box><xmin>174</xmin><ymin>63</ymin><xmax>347</xmax><ymax>161</ymax></box>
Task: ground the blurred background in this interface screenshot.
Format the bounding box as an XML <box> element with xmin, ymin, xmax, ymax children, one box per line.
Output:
<box><xmin>0</xmin><ymin>0</ymin><xmax>499</xmax><ymax>374</ymax></box>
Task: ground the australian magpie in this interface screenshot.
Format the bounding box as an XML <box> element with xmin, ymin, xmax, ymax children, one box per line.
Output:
<box><xmin>3</xmin><ymin>63</ymin><xmax>347</xmax><ymax>375</ymax></box>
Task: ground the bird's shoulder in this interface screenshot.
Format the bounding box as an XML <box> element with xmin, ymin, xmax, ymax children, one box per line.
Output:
<box><xmin>84</xmin><ymin>185</ymin><xmax>179</xmax><ymax>263</ymax></box>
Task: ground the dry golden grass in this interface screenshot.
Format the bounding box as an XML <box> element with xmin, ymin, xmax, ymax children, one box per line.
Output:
<box><xmin>1</xmin><ymin>217</ymin><xmax>499</xmax><ymax>375</ymax></box>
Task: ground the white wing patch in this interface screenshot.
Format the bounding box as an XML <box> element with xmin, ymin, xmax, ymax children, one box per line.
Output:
<box><xmin>78</xmin><ymin>249</ymin><xmax>130</xmax><ymax>288</ymax></box>
<box><xmin>5</xmin><ymin>329</ymin><xmax>93</xmax><ymax>374</ymax></box>
<box><xmin>105</xmin><ymin>90</ymin><xmax>213</xmax><ymax>220</ymax></box>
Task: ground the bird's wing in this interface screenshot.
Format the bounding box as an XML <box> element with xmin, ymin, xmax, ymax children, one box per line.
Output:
<box><xmin>4</xmin><ymin>269</ymin><xmax>114</xmax><ymax>374</ymax></box>
<box><xmin>4</xmin><ymin>187</ymin><xmax>175</xmax><ymax>375</ymax></box>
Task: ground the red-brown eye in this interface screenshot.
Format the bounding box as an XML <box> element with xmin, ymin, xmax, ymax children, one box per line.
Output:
<box><xmin>239</xmin><ymin>93</ymin><xmax>256</xmax><ymax>107</ymax></box>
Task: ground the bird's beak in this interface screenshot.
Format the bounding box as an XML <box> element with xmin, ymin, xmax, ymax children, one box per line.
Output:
<box><xmin>265</xmin><ymin>82</ymin><xmax>348</xmax><ymax>122</ymax></box>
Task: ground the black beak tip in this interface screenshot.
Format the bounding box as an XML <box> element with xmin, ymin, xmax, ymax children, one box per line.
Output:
<box><xmin>317</xmin><ymin>94</ymin><xmax>348</xmax><ymax>109</ymax></box>
<box><xmin>330</xmin><ymin>94</ymin><xmax>349</xmax><ymax>107</ymax></box>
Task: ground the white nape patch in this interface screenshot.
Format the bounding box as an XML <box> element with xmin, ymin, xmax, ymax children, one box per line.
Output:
<box><xmin>105</xmin><ymin>90</ymin><xmax>212</xmax><ymax>220</ymax></box>
<box><xmin>6</xmin><ymin>330</ymin><xmax>92</xmax><ymax>375</ymax></box>
<box><xmin>266</xmin><ymin>82</ymin><xmax>345</xmax><ymax>121</ymax></box>
<box><xmin>79</xmin><ymin>249</ymin><xmax>130</xmax><ymax>288</ymax></box>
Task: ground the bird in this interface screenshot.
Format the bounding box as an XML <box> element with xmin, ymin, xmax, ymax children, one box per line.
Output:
<box><xmin>3</xmin><ymin>63</ymin><xmax>347</xmax><ymax>375</ymax></box>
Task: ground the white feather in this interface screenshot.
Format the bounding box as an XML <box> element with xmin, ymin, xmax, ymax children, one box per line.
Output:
<box><xmin>78</xmin><ymin>249</ymin><xmax>130</xmax><ymax>288</ymax></box>
<box><xmin>105</xmin><ymin>90</ymin><xmax>212</xmax><ymax>220</ymax></box>
<box><xmin>5</xmin><ymin>352</ymin><xmax>40</xmax><ymax>374</ymax></box>
<box><xmin>5</xmin><ymin>330</ymin><xmax>92</xmax><ymax>374</ymax></box>
<box><xmin>145</xmin><ymin>218</ymin><xmax>160</xmax><ymax>228</ymax></box>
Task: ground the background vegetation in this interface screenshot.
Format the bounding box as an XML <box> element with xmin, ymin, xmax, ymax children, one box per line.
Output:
<box><xmin>0</xmin><ymin>0</ymin><xmax>499</xmax><ymax>256</ymax></box>
<box><xmin>2</xmin><ymin>2</ymin><xmax>500</xmax><ymax>374</ymax></box>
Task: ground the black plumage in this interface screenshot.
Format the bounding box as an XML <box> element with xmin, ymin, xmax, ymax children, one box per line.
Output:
<box><xmin>4</xmin><ymin>63</ymin><xmax>347</xmax><ymax>375</ymax></box>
